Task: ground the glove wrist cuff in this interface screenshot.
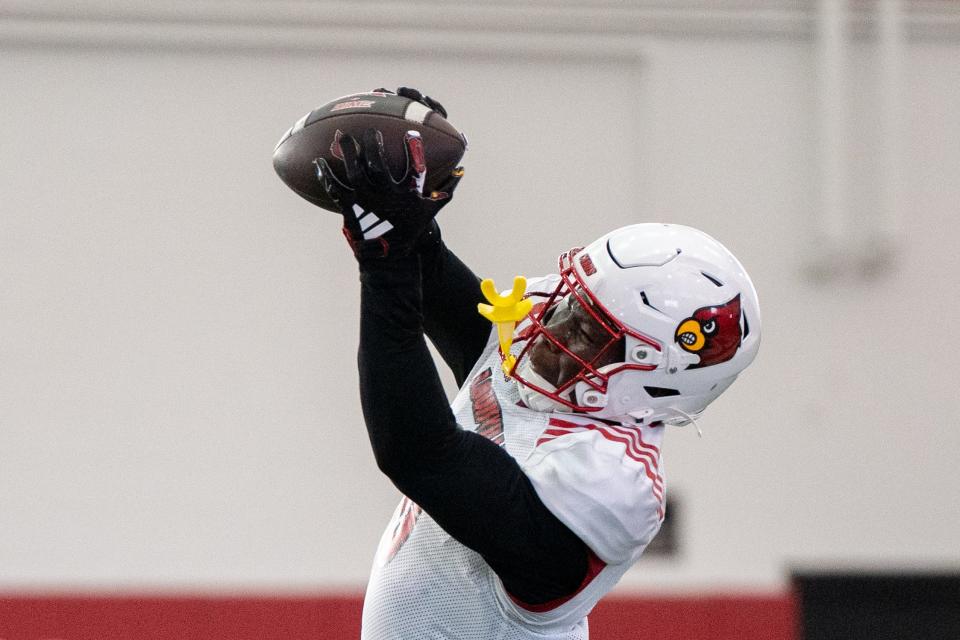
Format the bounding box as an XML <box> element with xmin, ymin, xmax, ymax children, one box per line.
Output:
<box><xmin>344</xmin><ymin>227</ymin><xmax>417</xmax><ymax>262</ymax></box>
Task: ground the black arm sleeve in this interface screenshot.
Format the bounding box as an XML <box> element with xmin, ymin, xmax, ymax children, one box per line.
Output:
<box><xmin>357</xmin><ymin>255</ymin><xmax>589</xmax><ymax>604</ymax></box>
<box><xmin>417</xmin><ymin>224</ymin><xmax>492</xmax><ymax>387</ymax></box>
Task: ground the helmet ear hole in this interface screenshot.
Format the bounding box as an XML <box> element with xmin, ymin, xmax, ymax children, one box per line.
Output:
<box><xmin>581</xmin><ymin>390</ymin><xmax>606</xmax><ymax>407</ymax></box>
<box><xmin>630</xmin><ymin>345</ymin><xmax>658</xmax><ymax>365</ymax></box>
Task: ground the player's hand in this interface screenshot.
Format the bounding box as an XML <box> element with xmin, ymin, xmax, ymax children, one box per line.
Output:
<box><xmin>315</xmin><ymin>128</ymin><xmax>464</xmax><ymax>260</ymax></box>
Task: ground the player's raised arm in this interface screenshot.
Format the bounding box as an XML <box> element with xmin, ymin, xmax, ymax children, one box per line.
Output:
<box><xmin>416</xmin><ymin>222</ymin><xmax>492</xmax><ymax>386</ymax></box>
<box><xmin>278</xmin><ymin>90</ymin><xmax>765</xmax><ymax>637</ymax></box>
<box><xmin>316</xmin><ymin>126</ymin><xmax>591</xmax><ymax>606</ymax></box>
<box><xmin>393</xmin><ymin>88</ymin><xmax>490</xmax><ymax>385</ymax></box>
<box><xmin>276</xmin><ymin>86</ymin><xmax>488</xmax><ymax>383</ymax></box>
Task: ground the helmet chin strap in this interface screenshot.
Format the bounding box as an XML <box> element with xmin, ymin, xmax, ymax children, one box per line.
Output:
<box><xmin>662</xmin><ymin>407</ymin><xmax>704</xmax><ymax>438</ymax></box>
<box><xmin>515</xmin><ymin>358</ymin><xmax>705</xmax><ymax>438</ymax></box>
<box><xmin>515</xmin><ymin>359</ymin><xmax>573</xmax><ymax>414</ymax></box>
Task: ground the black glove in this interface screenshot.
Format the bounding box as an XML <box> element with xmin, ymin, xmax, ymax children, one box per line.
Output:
<box><xmin>315</xmin><ymin>128</ymin><xmax>463</xmax><ymax>260</ymax></box>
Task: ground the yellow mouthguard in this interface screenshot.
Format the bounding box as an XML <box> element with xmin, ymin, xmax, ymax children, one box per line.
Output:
<box><xmin>477</xmin><ymin>276</ymin><xmax>533</xmax><ymax>377</ymax></box>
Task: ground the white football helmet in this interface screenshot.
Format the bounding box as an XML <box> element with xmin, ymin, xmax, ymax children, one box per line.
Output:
<box><xmin>511</xmin><ymin>223</ymin><xmax>761</xmax><ymax>424</ymax></box>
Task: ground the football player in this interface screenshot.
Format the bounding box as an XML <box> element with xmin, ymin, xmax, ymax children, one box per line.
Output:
<box><xmin>314</xmin><ymin>88</ymin><xmax>761</xmax><ymax>640</ymax></box>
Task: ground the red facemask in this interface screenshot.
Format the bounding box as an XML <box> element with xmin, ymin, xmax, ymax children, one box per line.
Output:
<box><xmin>510</xmin><ymin>248</ymin><xmax>662</xmax><ymax>413</ymax></box>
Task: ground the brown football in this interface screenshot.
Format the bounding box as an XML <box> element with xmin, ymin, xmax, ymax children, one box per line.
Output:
<box><xmin>273</xmin><ymin>91</ymin><xmax>467</xmax><ymax>212</ymax></box>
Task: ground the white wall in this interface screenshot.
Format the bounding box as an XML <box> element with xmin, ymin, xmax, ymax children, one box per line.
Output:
<box><xmin>1</xmin><ymin>1</ymin><xmax>958</xmax><ymax>593</ymax></box>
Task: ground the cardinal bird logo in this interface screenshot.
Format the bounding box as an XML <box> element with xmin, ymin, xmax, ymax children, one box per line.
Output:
<box><xmin>674</xmin><ymin>294</ymin><xmax>742</xmax><ymax>368</ymax></box>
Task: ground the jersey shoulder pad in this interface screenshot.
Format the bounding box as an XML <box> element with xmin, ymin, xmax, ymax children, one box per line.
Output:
<box><xmin>521</xmin><ymin>416</ymin><xmax>665</xmax><ymax>564</ymax></box>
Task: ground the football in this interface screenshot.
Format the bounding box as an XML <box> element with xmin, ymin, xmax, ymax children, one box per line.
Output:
<box><xmin>273</xmin><ymin>91</ymin><xmax>467</xmax><ymax>213</ymax></box>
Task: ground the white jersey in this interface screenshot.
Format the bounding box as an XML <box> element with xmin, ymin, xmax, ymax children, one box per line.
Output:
<box><xmin>361</xmin><ymin>277</ymin><xmax>666</xmax><ymax>640</ymax></box>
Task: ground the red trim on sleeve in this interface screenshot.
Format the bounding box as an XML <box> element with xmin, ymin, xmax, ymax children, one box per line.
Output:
<box><xmin>542</xmin><ymin>419</ymin><xmax>664</xmax><ymax>496</ymax></box>
<box><xmin>507</xmin><ymin>548</ymin><xmax>607</xmax><ymax>613</ymax></box>
<box><xmin>537</xmin><ymin>418</ymin><xmax>666</xmax><ymax>520</ymax></box>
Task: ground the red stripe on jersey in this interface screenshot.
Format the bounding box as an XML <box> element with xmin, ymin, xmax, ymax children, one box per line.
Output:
<box><xmin>593</xmin><ymin>423</ymin><xmax>661</xmax><ymax>474</ymax></box>
<box><xmin>535</xmin><ymin>427</ymin><xmax>577</xmax><ymax>447</ymax></box>
<box><xmin>548</xmin><ymin>418</ymin><xmax>661</xmax><ymax>468</ymax></box>
<box><xmin>592</xmin><ymin>430</ymin><xmax>663</xmax><ymax>497</ymax></box>
<box><xmin>598</xmin><ymin>423</ymin><xmax>664</xmax><ymax>490</ymax></box>
<box><xmin>386</xmin><ymin>497</ymin><xmax>422</xmax><ymax>563</ymax></box>
<box><xmin>546</xmin><ymin>419</ymin><xmax>664</xmax><ymax>492</ymax></box>
<box><xmin>550</xmin><ymin>417</ymin><xmax>661</xmax><ymax>459</ymax></box>
<box><xmin>540</xmin><ymin>419</ymin><xmax>665</xmax><ymax>508</ymax></box>
<box><xmin>507</xmin><ymin>548</ymin><xmax>607</xmax><ymax>613</ymax></box>
<box><xmin>604</xmin><ymin>422</ymin><xmax>661</xmax><ymax>457</ymax></box>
